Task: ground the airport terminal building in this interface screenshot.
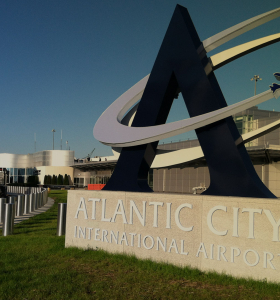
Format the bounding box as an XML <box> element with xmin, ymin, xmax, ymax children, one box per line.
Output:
<box><xmin>0</xmin><ymin>150</ymin><xmax>74</xmax><ymax>185</ymax></box>
<box><xmin>153</xmin><ymin>106</ymin><xmax>280</xmax><ymax>196</ymax></box>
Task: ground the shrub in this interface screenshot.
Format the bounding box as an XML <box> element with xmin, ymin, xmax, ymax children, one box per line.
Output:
<box><xmin>57</xmin><ymin>174</ymin><xmax>63</xmax><ymax>185</ymax></box>
<box><xmin>27</xmin><ymin>175</ymin><xmax>39</xmax><ymax>185</ymax></box>
<box><xmin>51</xmin><ymin>175</ymin><xmax>57</xmax><ymax>185</ymax></box>
<box><xmin>63</xmin><ymin>174</ymin><xmax>69</xmax><ymax>185</ymax></box>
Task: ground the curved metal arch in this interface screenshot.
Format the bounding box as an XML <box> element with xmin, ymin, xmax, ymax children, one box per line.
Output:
<box><xmin>94</xmin><ymin>76</ymin><xmax>278</xmax><ymax>147</ymax></box>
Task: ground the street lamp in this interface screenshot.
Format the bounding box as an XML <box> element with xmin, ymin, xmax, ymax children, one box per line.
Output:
<box><xmin>251</xmin><ymin>75</ymin><xmax>262</xmax><ymax>96</ymax></box>
<box><xmin>274</xmin><ymin>72</ymin><xmax>280</xmax><ymax>81</ymax></box>
<box><xmin>52</xmin><ymin>129</ymin><xmax>56</xmax><ymax>150</ymax></box>
<box><xmin>66</xmin><ymin>140</ymin><xmax>68</xmax><ymax>150</ymax></box>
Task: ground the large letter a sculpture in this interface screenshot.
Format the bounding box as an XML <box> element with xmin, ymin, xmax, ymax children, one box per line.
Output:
<box><xmin>101</xmin><ymin>5</ymin><xmax>276</xmax><ymax>198</ymax></box>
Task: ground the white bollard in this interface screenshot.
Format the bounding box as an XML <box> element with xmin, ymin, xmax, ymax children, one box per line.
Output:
<box><xmin>16</xmin><ymin>195</ymin><xmax>24</xmax><ymax>217</ymax></box>
<box><xmin>0</xmin><ymin>198</ymin><xmax>7</xmax><ymax>223</ymax></box>
<box><xmin>2</xmin><ymin>203</ymin><xmax>15</xmax><ymax>236</ymax></box>
<box><xmin>23</xmin><ymin>194</ymin><xmax>29</xmax><ymax>215</ymax></box>
<box><xmin>57</xmin><ymin>203</ymin><xmax>67</xmax><ymax>236</ymax></box>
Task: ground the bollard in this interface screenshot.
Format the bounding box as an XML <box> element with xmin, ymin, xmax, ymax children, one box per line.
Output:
<box><xmin>38</xmin><ymin>193</ymin><xmax>42</xmax><ymax>208</ymax></box>
<box><xmin>57</xmin><ymin>203</ymin><xmax>67</xmax><ymax>236</ymax></box>
<box><xmin>29</xmin><ymin>194</ymin><xmax>34</xmax><ymax>212</ymax></box>
<box><xmin>44</xmin><ymin>190</ymin><xmax>47</xmax><ymax>205</ymax></box>
<box><xmin>23</xmin><ymin>194</ymin><xmax>29</xmax><ymax>215</ymax></box>
<box><xmin>34</xmin><ymin>193</ymin><xmax>38</xmax><ymax>210</ymax></box>
<box><xmin>37</xmin><ymin>193</ymin><xmax>40</xmax><ymax>208</ymax></box>
<box><xmin>32</xmin><ymin>193</ymin><xmax>36</xmax><ymax>211</ymax></box>
<box><xmin>2</xmin><ymin>203</ymin><xmax>15</xmax><ymax>236</ymax></box>
<box><xmin>16</xmin><ymin>195</ymin><xmax>24</xmax><ymax>217</ymax></box>
<box><xmin>9</xmin><ymin>196</ymin><xmax>16</xmax><ymax>203</ymax></box>
<box><xmin>0</xmin><ymin>198</ymin><xmax>7</xmax><ymax>223</ymax></box>
<box><xmin>9</xmin><ymin>196</ymin><xmax>17</xmax><ymax>216</ymax></box>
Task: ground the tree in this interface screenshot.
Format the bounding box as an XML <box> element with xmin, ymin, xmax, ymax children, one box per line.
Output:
<box><xmin>27</xmin><ymin>176</ymin><xmax>33</xmax><ymax>184</ymax></box>
<box><xmin>63</xmin><ymin>174</ymin><xmax>69</xmax><ymax>185</ymax></box>
<box><xmin>44</xmin><ymin>175</ymin><xmax>48</xmax><ymax>184</ymax></box>
<box><xmin>57</xmin><ymin>174</ymin><xmax>63</xmax><ymax>185</ymax></box>
<box><xmin>51</xmin><ymin>175</ymin><xmax>57</xmax><ymax>185</ymax></box>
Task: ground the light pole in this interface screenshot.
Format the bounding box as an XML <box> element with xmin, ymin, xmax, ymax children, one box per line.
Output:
<box><xmin>60</xmin><ymin>130</ymin><xmax>62</xmax><ymax>150</ymax></box>
<box><xmin>251</xmin><ymin>75</ymin><xmax>262</xmax><ymax>96</ymax></box>
<box><xmin>66</xmin><ymin>140</ymin><xmax>68</xmax><ymax>150</ymax></box>
<box><xmin>274</xmin><ymin>72</ymin><xmax>280</xmax><ymax>81</ymax></box>
<box><xmin>52</xmin><ymin>129</ymin><xmax>56</xmax><ymax>150</ymax></box>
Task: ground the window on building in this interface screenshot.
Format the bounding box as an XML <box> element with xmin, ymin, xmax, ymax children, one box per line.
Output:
<box><xmin>27</xmin><ymin>168</ymin><xmax>34</xmax><ymax>176</ymax></box>
<box><xmin>74</xmin><ymin>178</ymin><xmax>84</xmax><ymax>188</ymax></box>
<box><xmin>233</xmin><ymin>115</ymin><xmax>256</xmax><ymax>147</ymax></box>
<box><xmin>18</xmin><ymin>168</ymin><xmax>25</xmax><ymax>176</ymax></box>
<box><xmin>90</xmin><ymin>176</ymin><xmax>110</xmax><ymax>185</ymax></box>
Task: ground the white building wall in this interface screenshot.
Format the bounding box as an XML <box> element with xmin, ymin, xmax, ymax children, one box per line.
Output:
<box><xmin>0</xmin><ymin>150</ymin><xmax>74</xmax><ymax>184</ymax></box>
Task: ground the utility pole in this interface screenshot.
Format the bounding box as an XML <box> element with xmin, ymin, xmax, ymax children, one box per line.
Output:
<box><xmin>52</xmin><ymin>129</ymin><xmax>56</xmax><ymax>150</ymax></box>
<box><xmin>251</xmin><ymin>75</ymin><xmax>262</xmax><ymax>96</ymax></box>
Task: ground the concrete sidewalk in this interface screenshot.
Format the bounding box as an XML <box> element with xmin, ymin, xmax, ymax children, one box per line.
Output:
<box><xmin>0</xmin><ymin>197</ymin><xmax>54</xmax><ymax>228</ymax></box>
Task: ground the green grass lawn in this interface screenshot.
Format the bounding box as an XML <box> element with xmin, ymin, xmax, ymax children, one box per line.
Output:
<box><xmin>0</xmin><ymin>190</ymin><xmax>280</xmax><ymax>299</ymax></box>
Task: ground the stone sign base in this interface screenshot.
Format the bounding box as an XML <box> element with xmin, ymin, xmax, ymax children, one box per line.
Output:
<box><xmin>65</xmin><ymin>190</ymin><xmax>280</xmax><ymax>283</ymax></box>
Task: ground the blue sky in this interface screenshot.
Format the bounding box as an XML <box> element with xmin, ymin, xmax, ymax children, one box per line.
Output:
<box><xmin>1</xmin><ymin>0</ymin><xmax>280</xmax><ymax>158</ymax></box>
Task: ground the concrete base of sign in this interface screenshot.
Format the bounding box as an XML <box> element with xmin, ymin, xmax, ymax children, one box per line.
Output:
<box><xmin>65</xmin><ymin>190</ymin><xmax>280</xmax><ymax>283</ymax></box>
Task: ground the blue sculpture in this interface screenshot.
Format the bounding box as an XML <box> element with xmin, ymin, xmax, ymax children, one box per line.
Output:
<box><xmin>94</xmin><ymin>5</ymin><xmax>280</xmax><ymax>198</ymax></box>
